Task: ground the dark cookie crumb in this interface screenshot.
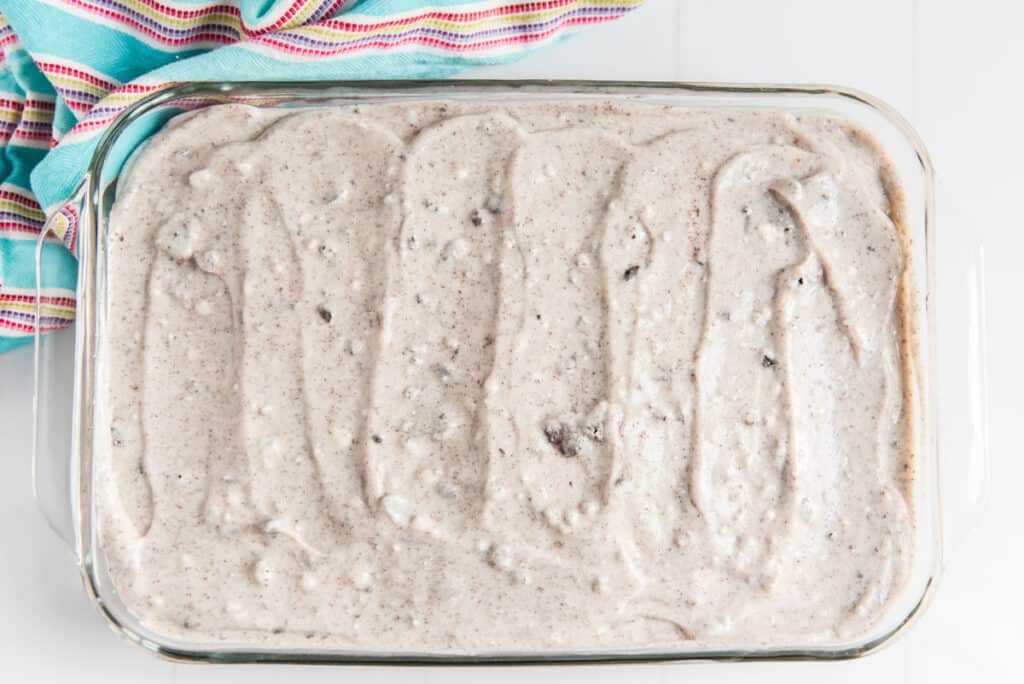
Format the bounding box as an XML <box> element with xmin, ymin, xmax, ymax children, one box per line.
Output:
<box><xmin>623</xmin><ymin>265</ymin><xmax>640</xmax><ymax>281</ymax></box>
<box><xmin>371</xmin><ymin>434</ymin><xmax>383</xmax><ymax>444</ymax></box>
<box><xmin>543</xmin><ymin>421</ymin><xmax>581</xmax><ymax>457</ymax></box>
<box><xmin>316</xmin><ymin>305</ymin><xmax>333</xmax><ymax>323</ymax></box>
<box><xmin>761</xmin><ymin>355</ymin><xmax>777</xmax><ymax>369</ymax></box>
<box><xmin>469</xmin><ymin>209</ymin><xmax>483</xmax><ymax>227</ymax></box>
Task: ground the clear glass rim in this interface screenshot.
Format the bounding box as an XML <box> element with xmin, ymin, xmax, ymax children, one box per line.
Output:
<box><xmin>71</xmin><ymin>79</ymin><xmax>940</xmax><ymax>665</ymax></box>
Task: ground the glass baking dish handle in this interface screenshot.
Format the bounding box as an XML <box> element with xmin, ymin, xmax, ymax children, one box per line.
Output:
<box><xmin>940</xmin><ymin>240</ymin><xmax>991</xmax><ymax>558</ymax></box>
<box><xmin>33</xmin><ymin>181</ymin><xmax>87</xmax><ymax>552</ymax></box>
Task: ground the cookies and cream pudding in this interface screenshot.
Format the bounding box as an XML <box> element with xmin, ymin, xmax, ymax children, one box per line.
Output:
<box><xmin>100</xmin><ymin>100</ymin><xmax>915</xmax><ymax>651</ymax></box>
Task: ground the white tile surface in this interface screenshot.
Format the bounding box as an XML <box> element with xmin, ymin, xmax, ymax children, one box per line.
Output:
<box><xmin>3</xmin><ymin>0</ymin><xmax>1023</xmax><ymax>680</ymax></box>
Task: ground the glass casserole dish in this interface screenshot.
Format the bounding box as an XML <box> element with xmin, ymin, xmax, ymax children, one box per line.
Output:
<box><xmin>31</xmin><ymin>80</ymin><xmax>943</xmax><ymax>664</ymax></box>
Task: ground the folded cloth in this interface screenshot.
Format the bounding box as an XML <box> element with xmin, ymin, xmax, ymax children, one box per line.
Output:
<box><xmin>0</xmin><ymin>0</ymin><xmax>643</xmax><ymax>353</ymax></box>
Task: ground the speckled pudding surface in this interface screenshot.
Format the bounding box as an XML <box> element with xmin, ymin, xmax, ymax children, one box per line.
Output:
<box><xmin>100</xmin><ymin>100</ymin><xmax>915</xmax><ymax>652</ymax></box>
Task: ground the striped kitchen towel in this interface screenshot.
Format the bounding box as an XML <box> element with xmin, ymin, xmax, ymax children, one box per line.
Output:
<box><xmin>0</xmin><ymin>0</ymin><xmax>644</xmax><ymax>353</ymax></box>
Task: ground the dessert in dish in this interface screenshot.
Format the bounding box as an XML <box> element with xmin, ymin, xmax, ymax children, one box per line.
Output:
<box><xmin>101</xmin><ymin>100</ymin><xmax>915</xmax><ymax>651</ymax></box>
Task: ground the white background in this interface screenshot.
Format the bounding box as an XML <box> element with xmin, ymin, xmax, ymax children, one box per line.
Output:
<box><xmin>2</xmin><ymin>0</ymin><xmax>1022</xmax><ymax>681</ymax></box>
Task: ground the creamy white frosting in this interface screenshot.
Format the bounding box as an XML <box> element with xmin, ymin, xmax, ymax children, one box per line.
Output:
<box><xmin>100</xmin><ymin>101</ymin><xmax>915</xmax><ymax>651</ymax></box>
